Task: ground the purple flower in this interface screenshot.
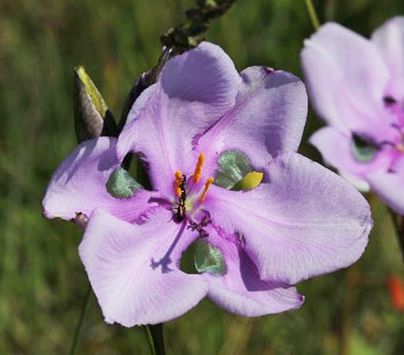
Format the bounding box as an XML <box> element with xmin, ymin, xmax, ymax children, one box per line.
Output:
<box><xmin>301</xmin><ymin>17</ymin><xmax>404</xmax><ymax>214</ymax></box>
<box><xmin>43</xmin><ymin>42</ymin><xmax>371</xmax><ymax>326</ymax></box>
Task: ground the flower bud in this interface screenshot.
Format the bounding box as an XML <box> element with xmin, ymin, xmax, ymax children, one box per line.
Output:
<box><xmin>73</xmin><ymin>66</ymin><xmax>117</xmax><ymax>143</ymax></box>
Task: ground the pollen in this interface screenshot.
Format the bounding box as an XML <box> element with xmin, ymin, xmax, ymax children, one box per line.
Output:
<box><xmin>199</xmin><ymin>177</ymin><xmax>214</xmax><ymax>203</ymax></box>
<box><xmin>192</xmin><ymin>153</ymin><xmax>205</xmax><ymax>183</ymax></box>
<box><xmin>174</xmin><ymin>170</ymin><xmax>183</xmax><ymax>197</ymax></box>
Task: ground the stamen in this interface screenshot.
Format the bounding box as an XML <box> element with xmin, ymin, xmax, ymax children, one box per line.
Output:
<box><xmin>199</xmin><ymin>177</ymin><xmax>214</xmax><ymax>203</ymax></box>
<box><xmin>397</xmin><ymin>143</ymin><xmax>404</xmax><ymax>153</ymax></box>
<box><xmin>174</xmin><ymin>170</ymin><xmax>183</xmax><ymax>197</ymax></box>
<box><xmin>192</xmin><ymin>153</ymin><xmax>205</xmax><ymax>183</ymax></box>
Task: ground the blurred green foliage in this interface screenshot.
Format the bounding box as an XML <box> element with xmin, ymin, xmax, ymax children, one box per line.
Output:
<box><xmin>1</xmin><ymin>0</ymin><xmax>404</xmax><ymax>354</ymax></box>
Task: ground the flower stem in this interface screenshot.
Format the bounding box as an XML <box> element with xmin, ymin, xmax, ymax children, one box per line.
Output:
<box><xmin>69</xmin><ymin>284</ymin><xmax>91</xmax><ymax>355</ymax></box>
<box><xmin>388</xmin><ymin>209</ymin><xmax>404</xmax><ymax>263</ymax></box>
<box><xmin>143</xmin><ymin>324</ymin><xmax>166</xmax><ymax>355</ymax></box>
<box><xmin>304</xmin><ymin>0</ymin><xmax>320</xmax><ymax>30</ymax></box>
<box><xmin>160</xmin><ymin>0</ymin><xmax>238</xmax><ymax>54</ymax></box>
<box><xmin>120</xmin><ymin>0</ymin><xmax>238</xmax><ymax>128</ymax></box>
<box><xmin>338</xmin><ymin>267</ymin><xmax>358</xmax><ymax>355</ymax></box>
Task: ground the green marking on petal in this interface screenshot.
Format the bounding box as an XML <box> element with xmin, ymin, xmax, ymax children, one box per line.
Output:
<box><xmin>194</xmin><ymin>240</ymin><xmax>226</xmax><ymax>276</ymax></box>
<box><xmin>351</xmin><ymin>134</ymin><xmax>379</xmax><ymax>163</ymax></box>
<box><xmin>215</xmin><ymin>150</ymin><xmax>264</xmax><ymax>190</ymax></box>
<box><xmin>215</xmin><ymin>150</ymin><xmax>252</xmax><ymax>189</ymax></box>
<box><xmin>106</xmin><ymin>168</ymin><xmax>142</xmax><ymax>199</ymax></box>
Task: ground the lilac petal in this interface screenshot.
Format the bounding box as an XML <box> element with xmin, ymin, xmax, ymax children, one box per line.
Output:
<box><xmin>367</xmin><ymin>171</ymin><xmax>404</xmax><ymax>214</ymax></box>
<box><xmin>42</xmin><ymin>137</ymin><xmax>157</xmax><ymax>223</ymax></box>
<box><xmin>79</xmin><ymin>208</ymin><xmax>208</xmax><ymax>326</ymax></box>
<box><xmin>117</xmin><ymin>42</ymin><xmax>241</xmax><ymax>196</ymax></box>
<box><xmin>197</xmin><ymin>68</ymin><xmax>307</xmax><ymax>172</ymax></box>
<box><xmin>203</xmin><ymin>227</ymin><xmax>304</xmax><ymax>316</ymax></box>
<box><xmin>301</xmin><ymin>23</ymin><xmax>393</xmax><ymax>139</ymax></box>
<box><xmin>372</xmin><ymin>17</ymin><xmax>404</xmax><ymax>100</ymax></box>
<box><xmin>310</xmin><ymin>127</ymin><xmax>393</xmax><ymax>177</ymax></box>
<box><xmin>206</xmin><ymin>152</ymin><xmax>372</xmax><ymax>285</ymax></box>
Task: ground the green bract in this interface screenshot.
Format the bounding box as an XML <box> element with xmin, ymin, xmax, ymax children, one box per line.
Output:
<box><xmin>73</xmin><ymin>66</ymin><xmax>117</xmax><ymax>143</ymax></box>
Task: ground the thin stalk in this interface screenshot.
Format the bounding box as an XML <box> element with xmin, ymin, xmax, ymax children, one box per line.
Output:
<box><xmin>143</xmin><ymin>324</ymin><xmax>166</xmax><ymax>355</ymax></box>
<box><xmin>68</xmin><ymin>285</ymin><xmax>91</xmax><ymax>355</ymax></box>
<box><xmin>143</xmin><ymin>326</ymin><xmax>157</xmax><ymax>355</ymax></box>
<box><xmin>388</xmin><ymin>209</ymin><xmax>404</xmax><ymax>263</ymax></box>
<box><xmin>304</xmin><ymin>0</ymin><xmax>320</xmax><ymax>30</ymax></box>
<box><xmin>338</xmin><ymin>267</ymin><xmax>358</xmax><ymax>355</ymax></box>
<box><xmin>160</xmin><ymin>0</ymin><xmax>237</xmax><ymax>54</ymax></box>
<box><xmin>120</xmin><ymin>0</ymin><xmax>238</xmax><ymax>128</ymax></box>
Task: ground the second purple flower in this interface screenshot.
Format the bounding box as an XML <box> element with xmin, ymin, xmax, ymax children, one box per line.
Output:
<box><xmin>302</xmin><ymin>17</ymin><xmax>404</xmax><ymax>214</ymax></box>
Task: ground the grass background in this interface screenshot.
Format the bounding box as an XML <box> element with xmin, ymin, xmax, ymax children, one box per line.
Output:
<box><xmin>1</xmin><ymin>0</ymin><xmax>404</xmax><ymax>354</ymax></box>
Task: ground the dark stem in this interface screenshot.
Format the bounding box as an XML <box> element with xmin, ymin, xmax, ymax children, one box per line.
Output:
<box><xmin>161</xmin><ymin>0</ymin><xmax>237</xmax><ymax>54</ymax></box>
<box><xmin>119</xmin><ymin>0</ymin><xmax>238</xmax><ymax>130</ymax></box>
<box><xmin>388</xmin><ymin>209</ymin><xmax>404</xmax><ymax>263</ymax></box>
<box><xmin>338</xmin><ymin>267</ymin><xmax>358</xmax><ymax>355</ymax></box>
<box><xmin>119</xmin><ymin>48</ymin><xmax>171</xmax><ymax>131</ymax></box>
<box><xmin>68</xmin><ymin>284</ymin><xmax>91</xmax><ymax>355</ymax></box>
<box><xmin>143</xmin><ymin>324</ymin><xmax>166</xmax><ymax>355</ymax></box>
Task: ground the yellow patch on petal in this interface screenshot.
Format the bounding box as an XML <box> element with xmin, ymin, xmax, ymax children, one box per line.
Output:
<box><xmin>233</xmin><ymin>171</ymin><xmax>263</xmax><ymax>191</ymax></box>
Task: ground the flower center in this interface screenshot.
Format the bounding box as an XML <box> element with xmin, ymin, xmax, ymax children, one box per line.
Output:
<box><xmin>172</xmin><ymin>153</ymin><xmax>214</xmax><ymax>222</ymax></box>
<box><xmin>383</xmin><ymin>95</ymin><xmax>404</xmax><ymax>152</ymax></box>
<box><xmin>352</xmin><ymin>97</ymin><xmax>404</xmax><ymax>162</ymax></box>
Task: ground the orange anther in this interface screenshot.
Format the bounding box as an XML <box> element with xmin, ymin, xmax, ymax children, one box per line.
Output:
<box><xmin>174</xmin><ymin>170</ymin><xmax>183</xmax><ymax>197</ymax></box>
<box><xmin>199</xmin><ymin>177</ymin><xmax>214</xmax><ymax>203</ymax></box>
<box><xmin>192</xmin><ymin>153</ymin><xmax>205</xmax><ymax>183</ymax></box>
